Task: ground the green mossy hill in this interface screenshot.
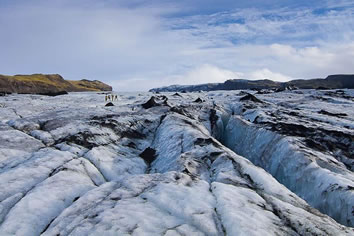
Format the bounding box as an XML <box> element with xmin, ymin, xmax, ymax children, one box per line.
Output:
<box><xmin>0</xmin><ymin>74</ymin><xmax>112</xmax><ymax>94</ymax></box>
<box><xmin>68</xmin><ymin>79</ymin><xmax>112</xmax><ymax>92</ymax></box>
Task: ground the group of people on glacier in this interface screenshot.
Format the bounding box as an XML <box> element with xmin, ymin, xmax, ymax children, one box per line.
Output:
<box><xmin>105</xmin><ymin>94</ymin><xmax>118</xmax><ymax>102</ymax></box>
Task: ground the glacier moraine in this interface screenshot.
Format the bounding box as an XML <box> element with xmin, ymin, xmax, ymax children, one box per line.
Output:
<box><xmin>0</xmin><ymin>89</ymin><xmax>353</xmax><ymax>235</ymax></box>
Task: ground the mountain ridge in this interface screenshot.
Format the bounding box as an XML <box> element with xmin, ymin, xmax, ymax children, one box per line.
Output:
<box><xmin>0</xmin><ymin>74</ymin><xmax>112</xmax><ymax>94</ymax></box>
<box><xmin>150</xmin><ymin>74</ymin><xmax>354</xmax><ymax>92</ymax></box>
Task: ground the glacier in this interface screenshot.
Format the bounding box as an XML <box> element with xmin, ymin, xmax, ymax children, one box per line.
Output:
<box><xmin>0</xmin><ymin>90</ymin><xmax>353</xmax><ymax>235</ymax></box>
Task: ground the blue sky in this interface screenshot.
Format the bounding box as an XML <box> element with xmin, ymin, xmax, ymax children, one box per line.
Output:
<box><xmin>1</xmin><ymin>0</ymin><xmax>354</xmax><ymax>91</ymax></box>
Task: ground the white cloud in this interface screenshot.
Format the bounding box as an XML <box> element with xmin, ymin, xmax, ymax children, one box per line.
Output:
<box><xmin>246</xmin><ymin>69</ymin><xmax>292</xmax><ymax>82</ymax></box>
<box><xmin>0</xmin><ymin>1</ymin><xmax>353</xmax><ymax>91</ymax></box>
<box><xmin>113</xmin><ymin>65</ymin><xmax>243</xmax><ymax>91</ymax></box>
<box><xmin>167</xmin><ymin>64</ymin><xmax>242</xmax><ymax>85</ymax></box>
<box><xmin>114</xmin><ymin>65</ymin><xmax>295</xmax><ymax>91</ymax></box>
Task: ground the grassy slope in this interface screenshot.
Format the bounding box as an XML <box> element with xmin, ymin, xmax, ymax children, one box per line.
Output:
<box><xmin>0</xmin><ymin>74</ymin><xmax>112</xmax><ymax>93</ymax></box>
<box><xmin>67</xmin><ymin>80</ymin><xmax>103</xmax><ymax>91</ymax></box>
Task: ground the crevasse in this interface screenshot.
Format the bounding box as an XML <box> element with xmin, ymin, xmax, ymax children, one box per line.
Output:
<box><xmin>213</xmin><ymin>112</ymin><xmax>354</xmax><ymax>227</ymax></box>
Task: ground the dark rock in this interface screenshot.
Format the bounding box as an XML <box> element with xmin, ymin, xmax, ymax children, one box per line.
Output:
<box><xmin>139</xmin><ymin>147</ymin><xmax>156</xmax><ymax>164</ymax></box>
<box><xmin>256</xmin><ymin>89</ymin><xmax>272</xmax><ymax>94</ymax></box>
<box><xmin>142</xmin><ymin>96</ymin><xmax>169</xmax><ymax>109</ymax></box>
<box><xmin>105</xmin><ymin>102</ymin><xmax>114</xmax><ymax>107</ymax></box>
<box><xmin>158</xmin><ymin>95</ymin><xmax>168</xmax><ymax>101</ymax></box>
<box><xmin>288</xmin><ymin>111</ymin><xmax>300</xmax><ymax>117</ymax></box>
<box><xmin>318</xmin><ymin>110</ymin><xmax>347</xmax><ymax>117</ymax></box>
<box><xmin>39</xmin><ymin>91</ymin><xmax>68</xmax><ymax>96</ymax></box>
<box><xmin>40</xmin><ymin>119</ymin><xmax>69</xmax><ymax>131</ymax></box>
<box><xmin>268</xmin><ymin>122</ymin><xmax>310</xmax><ymax>137</ymax></box>
<box><xmin>173</xmin><ymin>92</ymin><xmax>181</xmax><ymax>97</ymax></box>
<box><xmin>316</xmin><ymin>86</ymin><xmax>331</xmax><ymax>90</ymax></box>
<box><xmin>0</xmin><ymin>91</ymin><xmax>11</xmax><ymax>96</ymax></box>
<box><xmin>90</xmin><ymin>118</ymin><xmax>119</xmax><ymax>131</ymax></box>
<box><xmin>73</xmin><ymin>196</ymin><xmax>80</xmax><ymax>202</ymax></box>
<box><xmin>210</xmin><ymin>152</ymin><xmax>223</xmax><ymax>157</ymax></box>
<box><xmin>209</xmin><ymin>109</ymin><xmax>218</xmax><ymax>131</ymax></box>
<box><xmin>126</xmin><ymin>142</ymin><xmax>136</xmax><ymax>148</ymax></box>
<box><xmin>324</xmin><ymin>91</ymin><xmax>354</xmax><ymax>100</ymax></box>
<box><xmin>121</xmin><ymin>129</ymin><xmax>146</xmax><ymax>139</ymax></box>
<box><xmin>237</xmin><ymin>91</ymin><xmax>249</xmax><ymax>96</ymax></box>
<box><xmin>194</xmin><ymin>98</ymin><xmax>204</xmax><ymax>103</ymax></box>
<box><xmin>91</xmin><ymin>114</ymin><xmax>117</xmax><ymax>120</ymax></box>
<box><xmin>194</xmin><ymin>138</ymin><xmax>214</xmax><ymax>146</ymax></box>
<box><xmin>142</xmin><ymin>96</ymin><xmax>160</xmax><ymax>109</ymax></box>
<box><xmin>310</xmin><ymin>95</ymin><xmax>330</xmax><ymax>101</ymax></box>
<box><xmin>194</xmin><ymin>137</ymin><xmax>222</xmax><ymax>148</ymax></box>
<box><xmin>110</xmin><ymin>197</ymin><xmax>121</xmax><ymax>201</ymax></box>
<box><xmin>61</xmin><ymin>131</ymin><xmax>97</xmax><ymax>149</ymax></box>
<box><xmin>170</xmin><ymin>106</ymin><xmax>194</xmax><ymax>119</ymax></box>
<box><xmin>240</xmin><ymin>93</ymin><xmax>264</xmax><ymax>103</ymax></box>
<box><xmin>286</xmin><ymin>85</ymin><xmax>298</xmax><ymax>91</ymax></box>
<box><xmin>305</xmin><ymin>139</ymin><xmax>327</xmax><ymax>152</ymax></box>
<box><xmin>260</xmin><ymin>121</ymin><xmax>354</xmax><ymax>165</ymax></box>
<box><xmin>90</xmin><ymin>115</ymin><xmax>146</xmax><ymax>140</ymax></box>
<box><xmin>274</xmin><ymin>88</ymin><xmax>285</xmax><ymax>93</ymax></box>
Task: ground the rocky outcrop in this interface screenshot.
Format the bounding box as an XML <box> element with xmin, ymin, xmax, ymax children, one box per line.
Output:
<box><xmin>0</xmin><ymin>74</ymin><xmax>112</xmax><ymax>94</ymax></box>
<box><xmin>150</xmin><ymin>74</ymin><xmax>354</xmax><ymax>92</ymax></box>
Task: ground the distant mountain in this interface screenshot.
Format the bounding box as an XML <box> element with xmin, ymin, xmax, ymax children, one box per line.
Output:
<box><xmin>0</xmin><ymin>74</ymin><xmax>112</xmax><ymax>94</ymax></box>
<box><xmin>149</xmin><ymin>74</ymin><xmax>354</xmax><ymax>92</ymax></box>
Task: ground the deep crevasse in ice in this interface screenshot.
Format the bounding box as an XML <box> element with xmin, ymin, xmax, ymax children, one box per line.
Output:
<box><xmin>221</xmin><ymin>116</ymin><xmax>354</xmax><ymax>226</ymax></box>
<box><xmin>0</xmin><ymin>90</ymin><xmax>353</xmax><ymax>235</ymax></box>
